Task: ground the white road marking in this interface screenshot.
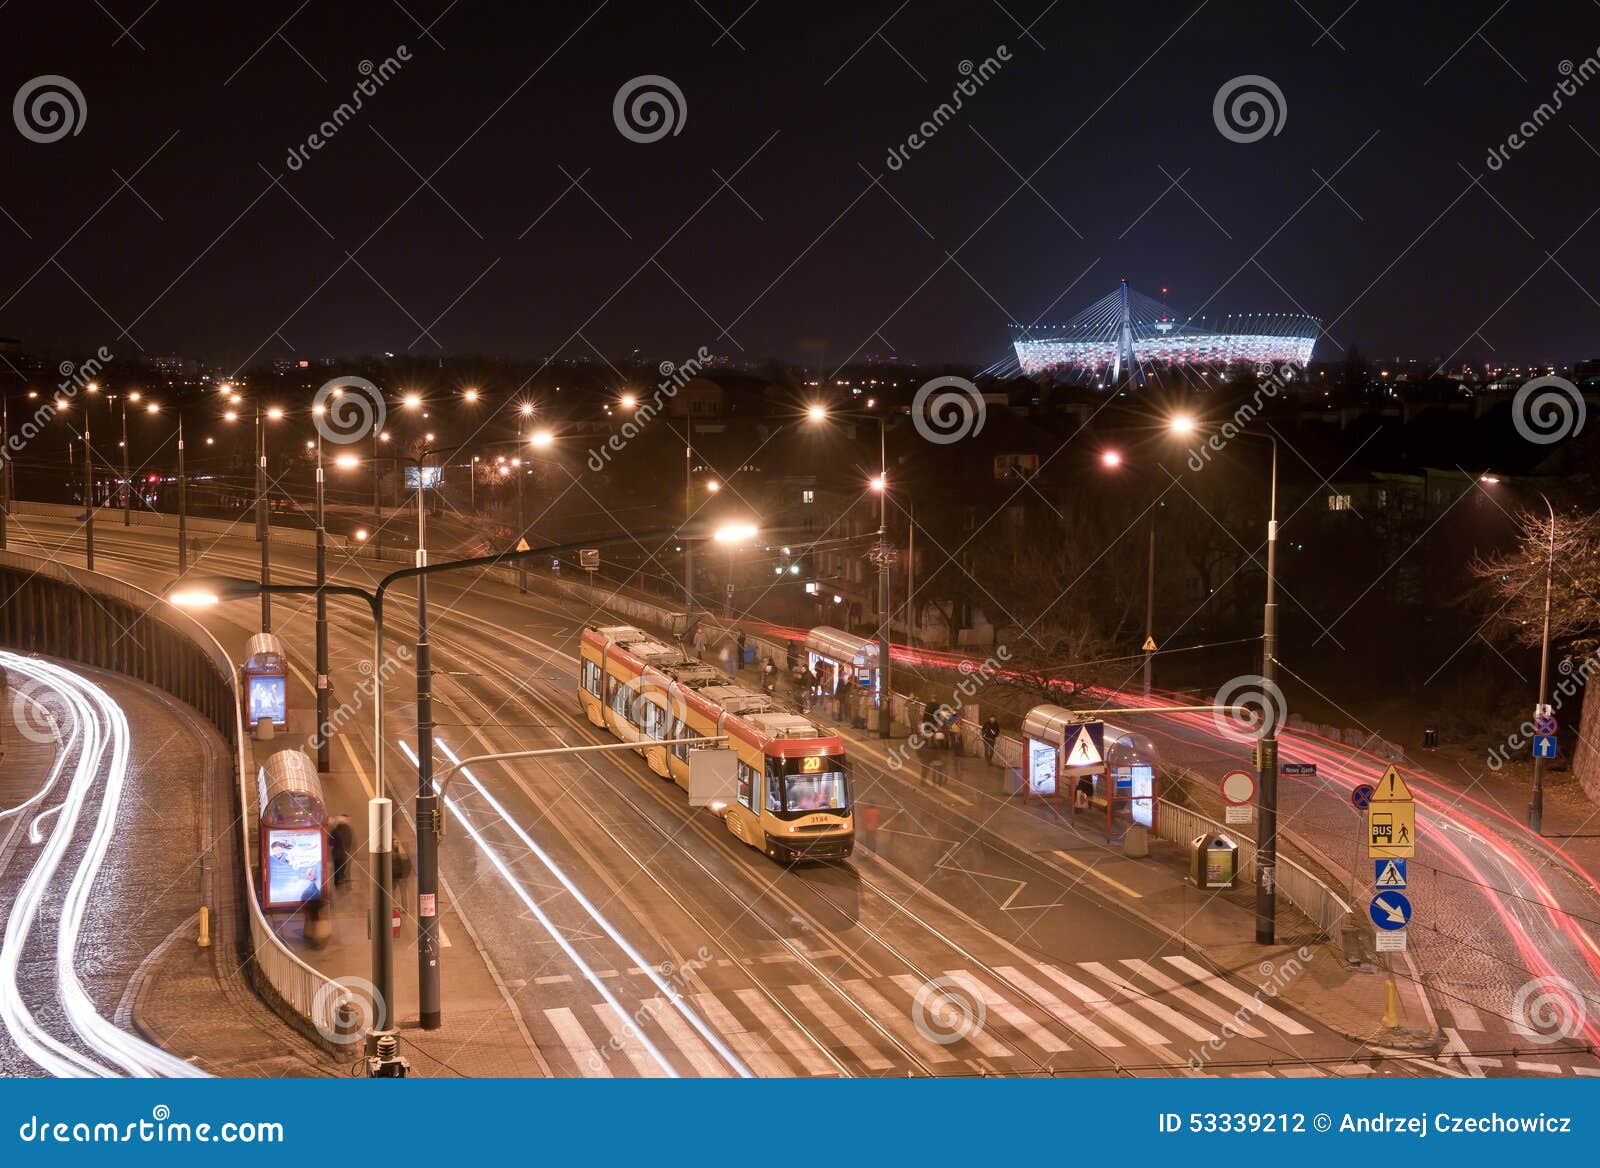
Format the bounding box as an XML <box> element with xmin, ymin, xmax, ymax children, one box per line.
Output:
<box><xmin>789</xmin><ymin>985</ymin><xmax>893</xmax><ymax>1071</ymax></box>
<box><xmin>1163</xmin><ymin>956</ymin><xmax>1313</xmax><ymax>1035</ymax></box>
<box><xmin>994</xmin><ymin>965</ymin><xmax>1124</xmax><ymax>1048</ymax></box>
<box><xmin>643</xmin><ymin>996</ymin><xmax>732</xmax><ymax>1078</ymax></box>
<box><xmin>921</xmin><ymin>971</ymin><xmax>1058</xmax><ymax>1056</ymax></box>
<box><xmin>545</xmin><ymin>1007</ymin><xmax>610</xmax><ymax>1077</ymax></box>
<box><xmin>1032</xmin><ymin>965</ymin><xmax>1170</xmax><ymax>1045</ymax></box>
<box><xmin>591</xmin><ymin>1003</ymin><xmax>667</xmax><ymax>1077</ymax></box>
<box><xmin>734</xmin><ymin>988</ymin><xmax>836</xmax><ymax>1076</ymax></box>
<box><xmin>1079</xmin><ymin>961</ymin><xmax>1216</xmax><ymax>1042</ymax></box>
<box><xmin>842</xmin><ymin>979</ymin><xmax>958</xmax><ymax>1062</ymax></box>
<box><xmin>1117</xmin><ymin>958</ymin><xmax>1266</xmax><ymax>1038</ymax></box>
<box><xmin>691</xmin><ymin>992</ymin><xmax>791</xmax><ymax>1078</ymax></box>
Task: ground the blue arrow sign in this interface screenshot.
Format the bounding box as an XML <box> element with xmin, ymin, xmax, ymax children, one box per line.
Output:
<box><xmin>1374</xmin><ymin>859</ymin><xmax>1408</xmax><ymax>889</ymax></box>
<box><xmin>1533</xmin><ymin>735</ymin><xmax>1559</xmax><ymax>759</ymax></box>
<box><xmin>1369</xmin><ymin>891</ymin><xmax>1412</xmax><ymax>931</ymax></box>
<box><xmin>1351</xmin><ymin>783</ymin><xmax>1375</xmax><ymax>810</ymax></box>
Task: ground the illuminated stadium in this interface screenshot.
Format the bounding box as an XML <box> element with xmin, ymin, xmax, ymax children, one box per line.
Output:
<box><xmin>1007</xmin><ymin>281</ymin><xmax>1320</xmax><ymax>386</ymax></box>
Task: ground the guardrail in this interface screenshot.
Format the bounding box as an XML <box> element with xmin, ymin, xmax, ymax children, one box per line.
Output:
<box><xmin>0</xmin><ymin>550</ymin><xmax>341</xmax><ymax>1045</ymax></box>
<box><xmin>1154</xmin><ymin>799</ymin><xmax>1352</xmax><ymax>939</ymax></box>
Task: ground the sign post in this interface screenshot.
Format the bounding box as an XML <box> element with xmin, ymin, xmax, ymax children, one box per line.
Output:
<box><xmin>1363</xmin><ymin>766</ymin><xmax>1417</xmax><ymax>1005</ymax></box>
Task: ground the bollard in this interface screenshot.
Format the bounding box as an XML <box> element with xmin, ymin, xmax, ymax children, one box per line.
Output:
<box><xmin>197</xmin><ymin>905</ymin><xmax>211</xmax><ymax>948</ymax></box>
<box><xmin>1123</xmin><ymin>823</ymin><xmax>1150</xmax><ymax>859</ymax></box>
<box><xmin>1381</xmin><ymin>977</ymin><xmax>1400</xmax><ymax>1029</ymax></box>
<box><xmin>255</xmin><ymin>715</ymin><xmax>274</xmax><ymax>740</ymax></box>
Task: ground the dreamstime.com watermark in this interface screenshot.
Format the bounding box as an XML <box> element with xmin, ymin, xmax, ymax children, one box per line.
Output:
<box><xmin>885</xmin><ymin>646</ymin><xmax>1012</xmax><ymax>770</ymax></box>
<box><xmin>586</xmin><ymin>346</ymin><xmax>713</xmax><ymax>472</ymax></box>
<box><xmin>16</xmin><ymin>1105</ymin><xmax>283</xmax><ymax>1144</ymax></box>
<box><xmin>308</xmin><ymin>644</ymin><xmax>412</xmax><ymax>751</ymax></box>
<box><xmin>312</xmin><ymin>375</ymin><xmax>387</xmax><ymax>445</ymax></box>
<box><xmin>613</xmin><ymin>75</ymin><xmax>686</xmax><ymax>143</ymax></box>
<box><xmin>884</xmin><ymin>45</ymin><xmax>1011</xmax><ymax>172</ymax></box>
<box><xmin>285</xmin><ymin>47</ymin><xmax>412</xmax><ymax>172</ymax></box>
<box><xmin>1511</xmin><ymin>974</ymin><xmax>1590</xmax><ymax>1044</ymax></box>
<box><xmin>3</xmin><ymin>348</ymin><xmax>113</xmax><ymax>468</ymax></box>
<box><xmin>1212</xmin><ymin>74</ymin><xmax>1286</xmax><ymax>144</ymax></box>
<box><xmin>1486</xmin><ymin>649</ymin><xmax>1595</xmax><ymax>771</ymax></box>
<box><xmin>1510</xmin><ymin>375</ymin><xmax>1586</xmax><ymax>446</ymax></box>
<box><xmin>1187</xmin><ymin>946</ymin><xmax>1315</xmax><ymax>1072</ymax></box>
<box><xmin>1186</xmin><ymin>363</ymin><xmax>1291</xmax><ymax>471</ymax></box>
<box><xmin>585</xmin><ymin>947</ymin><xmax>714</xmax><ymax>1070</ymax></box>
<box><xmin>1211</xmin><ymin>673</ymin><xmax>1287</xmax><ymax>743</ymax></box>
<box><xmin>13</xmin><ymin>75</ymin><xmax>86</xmax><ymax>143</ymax></box>
<box><xmin>1485</xmin><ymin>53</ymin><xmax>1600</xmax><ymax>172</ymax></box>
<box><xmin>912</xmin><ymin>975</ymin><xmax>987</xmax><ymax>1045</ymax></box>
<box><xmin>911</xmin><ymin>375</ymin><xmax>986</xmax><ymax>445</ymax></box>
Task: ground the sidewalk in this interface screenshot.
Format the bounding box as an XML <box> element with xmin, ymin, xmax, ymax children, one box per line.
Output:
<box><xmin>246</xmin><ymin>692</ymin><xmax>547</xmax><ymax>1077</ymax></box>
<box><xmin>806</xmin><ymin>698</ymin><xmax>1436</xmax><ymax>1053</ymax></box>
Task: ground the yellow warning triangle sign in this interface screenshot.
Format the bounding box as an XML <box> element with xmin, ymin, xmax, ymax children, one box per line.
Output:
<box><xmin>1374</xmin><ymin>764</ymin><xmax>1413</xmax><ymax>803</ymax></box>
<box><xmin>514</xmin><ymin>537</ymin><xmax>530</xmax><ymax>552</ymax></box>
<box><xmin>1141</xmin><ymin>635</ymin><xmax>1158</xmax><ymax>652</ymax></box>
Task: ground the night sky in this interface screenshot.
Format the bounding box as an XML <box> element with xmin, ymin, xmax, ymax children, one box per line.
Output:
<box><xmin>4</xmin><ymin>0</ymin><xmax>1598</xmax><ymax>370</ymax></box>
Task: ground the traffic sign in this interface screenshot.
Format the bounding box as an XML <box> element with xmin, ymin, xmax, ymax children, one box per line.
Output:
<box><xmin>1374</xmin><ymin>859</ymin><xmax>1408</xmax><ymax>889</ymax></box>
<box><xmin>391</xmin><ymin>907</ymin><xmax>402</xmax><ymax>938</ymax></box>
<box><xmin>1374</xmin><ymin>931</ymin><xmax>1407</xmax><ymax>952</ymax></box>
<box><xmin>1350</xmin><ymin>783</ymin><xmax>1375</xmax><ymax>810</ymax></box>
<box><xmin>1063</xmin><ymin>722</ymin><xmax>1105</xmax><ymax>773</ymax></box>
<box><xmin>1141</xmin><ymin>635</ymin><xmax>1158</xmax><ymax>652</ymax></box>
<box><xmin>1534</xmin><ymin>713</ymin><xmax>1558</xmax><ymax>736</ymax></box>
<box><xmin>1369</xmin><ymin>892</ymin><xmax>1412</xmax><ymax>931</ymax></box>
<box><xmin>513</xmin><ymin>537</ymin><xmax>531</xmax><ymax>552</ymax></box>
<box><xmin>1282</xmin><ymin>763</ymin><xmax>1317</xmax><ymax>776</ymax></box>
<box><xmin>580</xmin><ymin>548</ymin><xmax>600</xmax><ymax>571</ymax></box>
<box><xmin>1368</xmin><ymin>803</ymin><xmax>1417</xmax><ymax>858</ymax></box>
<box><xmin>1533</xmin><ymin>734</ymin><xmax>1559</xmax><ymax>759</ymax></box>
<box><xmin>1220</xmin><ymin>769</ymin><xmax>1256</xmax><ymax>806</ymax></box>
<box><xmin>1374</xmin><ymin>764</ymin><xmax>1413</xmax><ymax>803</ymax></box>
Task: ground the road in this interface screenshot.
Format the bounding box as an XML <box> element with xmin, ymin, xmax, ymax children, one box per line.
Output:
<box><xmin>4</xmin><ymin>512</ymin><xmax>1521</xmax><ymax>1078</ymax></box>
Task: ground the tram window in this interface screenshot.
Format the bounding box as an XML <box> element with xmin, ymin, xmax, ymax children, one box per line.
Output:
<box><xmin>581</xmin><ymin>660</ymin><xmax>602</xmax><ymax>697</ymax></box>
<box><xmin>672</xmin><ymin>721</ymin><xmax>691</xmax><ymax>759</ymax></box>
<box><xmin>737</xmin><ymin>761</ymin><xmax>755</xmax><ymax>810</ymax></box>
<box><xmin>613</xmin><ymin>682</ymin><xmax>637</xmax><ymax>723</ymax></box>
<box><xmin>765</xmin><ymin>762</ymin><xmax>782</xmax><ymax>812</ymax></box>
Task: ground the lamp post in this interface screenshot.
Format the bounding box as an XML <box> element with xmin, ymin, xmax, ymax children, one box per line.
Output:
<box><xmin>0</xmin><ymin>395</ymin><xmax>9</xmax><ymax>551</ymax></box>
<box><xmin>1170</xmin><ymin>413</ymin><xmax>1280</xmax><ymax>944</ymax></box>
<box><xmin>165</xmin><ymin>526</ymin><xmax>683</xmax><ymax>1042</ymax></box>
<box><xmin>1099</xmin><ymin>448</ymin><xmax>1158</xmax><ymax>698</ymax></box>
<box><xmin>807</xmin><ymin>404</ymin><xmax>893</xmax><ymax>739</ymax></box>
<box><xmin>1480</xmin><ymin>475</ymin><xmax>1556</xmax><ymax>834</ymax></box>
<box><xmin>82</xmin><ymin>384</ymin><xmax>97</xmax><ymax>570</ymax></box>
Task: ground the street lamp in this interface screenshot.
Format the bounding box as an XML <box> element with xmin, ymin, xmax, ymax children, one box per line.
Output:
<box><xmin>145</xmin><ymin>402</ymin><xmax>191</xmax><ymax>575</ymax></box>
<box><xmin>1480</xmin><ymin>474</ymin><xmax>1555</xmax><ymax>834</ymax></box>
<box><xmin>1169</xmin><ymin>411</ymin><xmax>1280</xmax><ymax>945</ymax></box>
<box><xmin>807</xmin><ymin>404</ymin><xmax>893</xmax><ymax>739</ymax></box>
<box><xmin>713</xmin><ymin>523</ymin><xmax>759</xmax><ymax>618</ymax></box>
<box><xmin>1099</xmin><ymin>447</ymin><xmax>1156</xmax><ymax>698</ymax></box>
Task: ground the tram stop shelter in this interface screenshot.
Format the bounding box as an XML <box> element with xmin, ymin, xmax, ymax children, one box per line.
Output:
<box><xmin>240</xmin><ymin>632</ymin><xmax>288</xmax><ymax>737</ymax></box>
<box><xmin>1020</xmin><ymin>704</ymin><xmax>1161</xmax><ymax>840</ymax></box>
<box><xmin>804</xmin><ymin>626</ymin><xmax>880</xmax><ymax>706</ymax></box>
<box><xmin>257</xmin><ymin>749</ymin><xmax>329</xmax><ymax>911</ymax></box>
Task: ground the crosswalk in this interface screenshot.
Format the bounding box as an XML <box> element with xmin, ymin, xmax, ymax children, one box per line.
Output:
<box><xmin>530</xmin><ymin>954</ymin><xmax>1325</xmax><ymax>1078</ymax></box>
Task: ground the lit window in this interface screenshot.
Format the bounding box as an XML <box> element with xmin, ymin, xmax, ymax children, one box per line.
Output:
<box><xmin>1327</xmin><ymin>494</ymin><xmax>1352</xmax><ymax>511</ymax></box>
<box><xmin>802</xmin><ymin>489</ymin><xmax>815</xmax><ymax>504</ymax></box>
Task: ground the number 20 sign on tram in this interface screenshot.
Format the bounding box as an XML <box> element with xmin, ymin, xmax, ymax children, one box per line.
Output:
<box><xmin>579</xmin><ymin>624</ymin><xmax>853</xmax><ymax>863</ymax></box>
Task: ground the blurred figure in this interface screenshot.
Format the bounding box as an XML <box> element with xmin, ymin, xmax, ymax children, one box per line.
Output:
<box><xmin>329</xmin><ymin>814</ymin><xmax>355</xmax><ymax>890</ymax></box>
<box><xmin>981</xmin><ymin>716</ymin><xmax>1001</xmax><ymax>764</ymax></box>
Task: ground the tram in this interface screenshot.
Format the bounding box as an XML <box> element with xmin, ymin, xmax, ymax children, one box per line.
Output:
<box><xmin>579</xmin><ymin>624</ymin><xmax>853</xmax><ymax>862</ymax></box>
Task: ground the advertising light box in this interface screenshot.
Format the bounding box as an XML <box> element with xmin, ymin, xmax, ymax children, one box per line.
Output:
<box><xmin>247</xmin><ymin>674</ymin><xmax>287</xmax><ymax>727</ymax></box>
<box><xmin>263</xmin><ymin>827</ymin><xmax>326</xmax><ymax>908</ymax></box>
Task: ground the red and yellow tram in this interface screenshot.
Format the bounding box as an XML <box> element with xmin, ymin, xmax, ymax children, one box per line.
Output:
<box><xmin>579</xmin><ymin>624</ymin><xmax>853</xmax><ymax>862</ymax></box>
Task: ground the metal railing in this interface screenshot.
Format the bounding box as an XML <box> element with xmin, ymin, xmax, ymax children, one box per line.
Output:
<box><xmin>0</xmin><ymin>551</ymin><xmax>340</xmax><ymax>1040</ymax></box>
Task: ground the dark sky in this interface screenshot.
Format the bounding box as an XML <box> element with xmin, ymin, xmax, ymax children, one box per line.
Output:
<box><xmin>3</xmin><ymin>0</ymin><xmax>1598</xmax><ymax>371</ymax></box>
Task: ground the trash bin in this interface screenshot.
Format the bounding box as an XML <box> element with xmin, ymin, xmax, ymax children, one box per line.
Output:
<box><xmin>1423</xmin><ymin>727</ymin><xmax>1438</xmax><ymax>749</ymax></box>
<box><xmin>1189</xmin><ymin>833</ymin><xmax>1238</xmax><ymax>889</ymax></box>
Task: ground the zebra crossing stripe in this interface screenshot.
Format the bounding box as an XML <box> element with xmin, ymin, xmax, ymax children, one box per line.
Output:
<box><xmin>791</xmin><ymin>985</ymin><xmax>895</xmax><ymax>1071</ymax></box>
<box><xmin>1276</xmin><ymin>1066</ymin><xmax>1327</xmax><ymax>1077</ymax></box>
<box><xmin>1445</xmin><ymin>999</ymin><xmax>1484</xmax><ymax>1032</ymax></box>
<box><xmin>642</xmin><ymin>997</ymin><xmax>733</xmax><ymax>1077</ymax></box>
<box><xmin>993</xmin><ymin>965</ymin><xmax>1125</xmax><ymax>1048</ymax></box>
<box><xmin>843</xmin><ymin>979</ymin><xmax>959</xmax><ymax>1063</ymax></box>
<box><xmin>545</xmin><ymin>1007</ymin><xmax>611</xmax><ymax>1077</ymax></box>
<box><xmin>1117</xmin><ymin>958</ymin><xmax>1267</xmax><ymax>1038</ymax></box>
<box><xmin>1031</xmin><ymin>965</ymin><xmax>1170</xmax><ymax>1045</ymax></box>
<box><xmin>734</xmin><ymin>988</ymin><xmax>837</xmax><ymax>1076</ymax></box>
<box><xmin>591</xmin><ymin>1004</ymin><xmax>668</xmax><ymax>1077</ymax></box>
<box><xmin>932</xmin><ymin>971</ymin><xmax>1067</xmax><ymax>1055</ymax></box>
<box><xmin>1078</xmin><ymin>962</ymin><xmax>1216</xmax><ymax>1043</ymax></box>
<box><xmin>886</xmin><ymin>974</ymin><xmax>1012</xmax><ymax>1058</ymax></box>
<box><xmin>691</xmin><ymin>992</ymin><xmax>791</xmax><ymax>1078</ymax></box>
<box><xmin>1162</xmin><ymin>956</ymin><xmax>1313</xmax><ymax>1035</ymax></box>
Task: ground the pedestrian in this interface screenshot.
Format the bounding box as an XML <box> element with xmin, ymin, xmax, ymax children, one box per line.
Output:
<box><xmin>693</xmin><ymin>625</ymin><xmax>707</xmax><ymax>660</ymax></box>
<box><xmin>799</xmin><ymin>667</ymin><xmax>816</xmax><ymax>713</ymax></box>
<box><xmin>981</xmin><ymin>716</ymin><xmax>1000</xmax><ymax>765</ymax></box>
<box><xmin>834</xmin><ymin>676</ymin><xmax>849</xmax><ymax>722</ymax></box>
<box><xmin>931</xmin><ymin>754</ymin><xmax>950</xmax><ymax>788</ymax></box>
<box><xmin>736</xmin><ymin>631</ymin><xmax>747</xmax><ymax>670</ymax></box>
<box><xmin>761</xmin><ymin>657</ymin><xmax>778</xmax><ymax>697</ymax></box>
<box><xmin>302</xmin><ymin>894</ymin><xmax>332</xmax><ymax>949</ymax></box>
<box><xmin>391</xmin><ymin>836</ymin><xmax>413</xmax><ymax>893</ymax></box>
<box><xmin>329</xmin><ymin>813</ymin><xmax>355</xmax><ymax>889</ymax></box>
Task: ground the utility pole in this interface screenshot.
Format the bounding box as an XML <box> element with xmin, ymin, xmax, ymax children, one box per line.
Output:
<box><xmin>256</xmin><ymin>404</ymin><xmax>271</xmax><ymax>632</ymax></box>
<box><xmin>516</xmin><ymin>417</ymin><xmax>527</xmax><ymax>594</ymax></box>
<box><xmin>1256</xmin><ymin>436</ymin><xmax>1280</xmax><ymax>945</ymax></box>
<box><xmin>1530</xmin><ymin>493</ymin><xmax>1556</xmax><ymax>835</ymax></box>
<box><xmin>0</xmin><ymin>396</ymin><xmax>9</xmax><ymax>552</ymax></box>
<box><xmin>314</xmin><ymin>433</ymin><xmax>331</xmax><ymax>773</ymax></box>
<box><xmin>683</xmin><ymin>416</ymin><xmax>694</xmax><ymax>610</ymax></box>
<box><xmin>369</xmin><ymin>797</ymin><xmax>395</xmax><ymax>1043</ymax></box>
<box><xmin>83</xmin><ymin>398</ymin><xmax>94</xmax><ymax>571</ymax></box>
<box><xmin>120</xmin><ymin>396</ymin><xmax>131</xmax><ymax>526</ymax></box>
<box><xmin>176</xmin><ymin>414</ymin><xmax>188</xmax><ymax>575</ymax></box>
<box><xmin>413</xmin><ymin>459</ymin><xmax>442</xmax><ymax>1030</ymax></box>
<box><xmin>875</xmin><ymin>415</ymin><xmax>891</xmax><ymax>739</ymax></box>
<box><xmin>1143</xmin><ymin>517</ymin><xmax>1156</xmax><ymax>698</ymax></box>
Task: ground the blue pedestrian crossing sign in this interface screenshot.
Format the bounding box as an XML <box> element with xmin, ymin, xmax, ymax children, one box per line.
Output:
<box><xmin>1374</xmin><ymin>859</ymin><xmax>1408</xmax><ymax>889</ymax></box>
<box><xmin>1369</xmin><ymin>892</ymin><xmax>1412</xmax><ymax>931</ymax></box>
<box><xmin>1533</xmin><ymin>734</ymin><xmax>1559</xmax><ymax>759</ymax></box>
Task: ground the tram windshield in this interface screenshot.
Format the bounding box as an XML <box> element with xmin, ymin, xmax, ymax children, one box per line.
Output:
<box><xmin>768</xmin><ymin>755</ymin><xmax>849</xmax><ymax>813</ymax></box>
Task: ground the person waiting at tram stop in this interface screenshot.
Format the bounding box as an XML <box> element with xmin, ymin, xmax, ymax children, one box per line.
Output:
<box><xmin>981</xmin><ymin>716</ymin><xmax>1001</xmax><ymax>764</ymax></box>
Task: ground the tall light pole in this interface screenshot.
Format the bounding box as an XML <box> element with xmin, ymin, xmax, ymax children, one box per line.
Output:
<box><xmin>684</xmin><ymin>414</ymin><xmax>694</xmax><ymax>610</ymax></box>
<box><xmin>516</xmin><ymin>402</ymin><xmax>533</xmax><ymax>594</ymax></box>
<box><xmin>1099</xmin><ymin>447</ymin><xmax>1158</xmax><ymax>698</ymax></box>
<box><xmin>82</xmin><ymin>383</ymin><xmax>96</xmax><ymax>570</ymax></box>
<box><xmin>808</xmin><ymin>404</ymin><xmax>893</xmax><ymax>738</ymax></box>
<box><xmin>313</xmin><ymin>414</ymin><xmax>331</xmax><ymax>774</ymax></box>
<box><xmin>1481</xmin><ymin>475</ymin><xmax>1556</xmax><ymax>834</ymax></box>
<box><xmin>1170</xmin><ymin>413</ymin><xmax>1280</xmax><ymax>944</ymax></box>
<box><xmin>0</xmin><ymin>395</ymin><xmax>9</xmax><ymax>551</ymax></box>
